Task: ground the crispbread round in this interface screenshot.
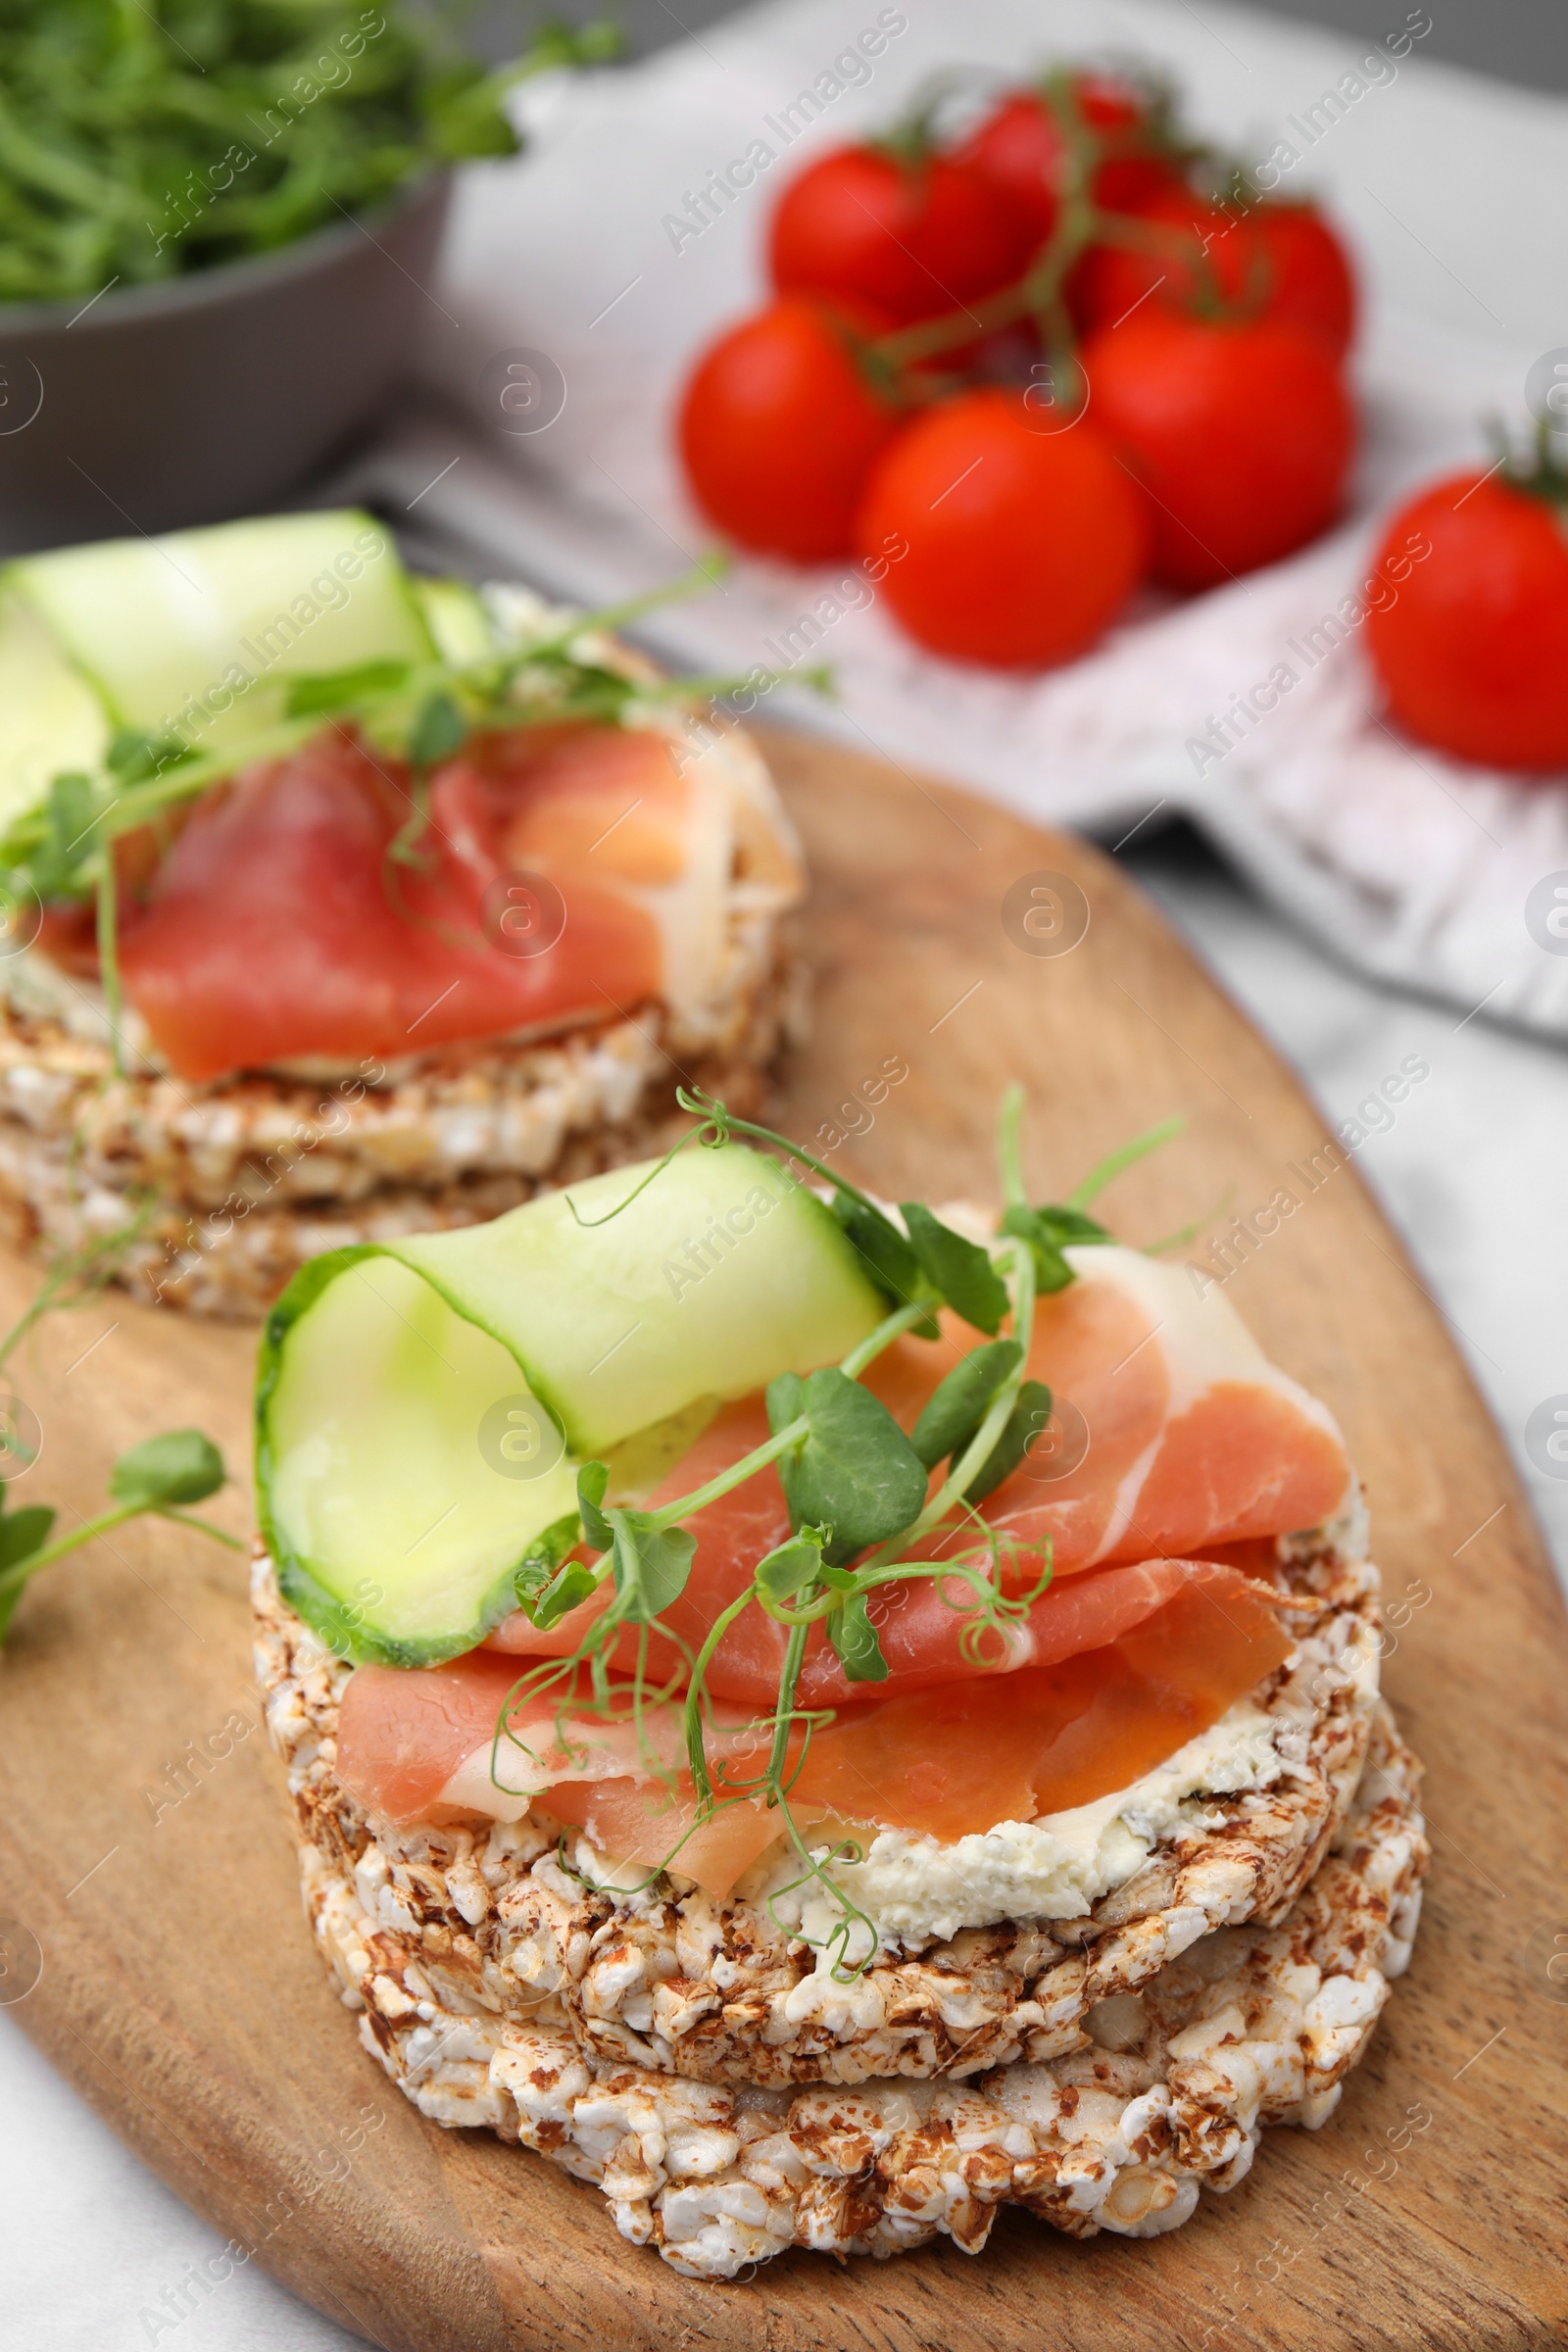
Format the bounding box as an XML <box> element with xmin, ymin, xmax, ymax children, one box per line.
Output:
<box><xmin>290</xmin><ymin>1697</ymin><xmax>1425</xmax><ymax>2278</ymax></box>
<box><xmin>255</xmin><ymin>1511</ymin><xmax>1393</xmax><ymax>2095</ymax></box>
<box><xmin>0</xmin><ymin>948</ymin><xmax>797</xmax><ymax>1316</ymax></box>
<box><xmin>0</xmin><ymin>691</ymin><xmax>803</xmax><ymax>1317</ymax></box>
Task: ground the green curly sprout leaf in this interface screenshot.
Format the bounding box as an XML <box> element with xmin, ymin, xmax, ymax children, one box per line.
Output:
<box><xmin>530</xmin><ymin>1558</ymin><xmax>598</xmax><ymax>1630</ymax></box>
<box><xmin>107</xmin><ymin>729</ymin><xmax>187</xmax><ymax>784</ymax></box>
<box><xmin>285</xmin><ymin>661</ymin><xmax>414</xmax><ymax>718</ymax></box>
<box><xmin>754</xmin><ymin>1528</ymin><xmax>828</xmax><ymax>1602</ymax></box>
<box><xmin>28</xmin><ymin>773</ymin><xmax>107</xmax><ymax>901</ymax></box>
<box><xmin>0</xmin><ymin>1428</ymin><xmax>237</xmax><ymax>1641</ymax></box>
<box><xmin>576</xmin><ymin>1461</ymin><xmax>612</xmax><ymax>1551</ymax></box>
<box><xmin>0</xmin><ymin>1494</ymin><xmax>56</xmax><ymax>1562</ymax></box>
<box><xmin>0</xmin><ymin>1229</ymin><xmax>238</xmax><ymax>1646</ymax></box>
<box><xmin>409</xmin><ymin>689</ymin><xmax>468</xmax><ymax>770</ymax></box>
<box><xmin>823</xmin><ymin>1581</ymin><xmax>888</xmax><ymax>1683</ymax></box>
<box><xmin>999</xmin><ymin>1203</ymin><xmax>1077</xmax><ymax>1292</ymax></box>
<box><xmin>965</xmin><ymin>1378</ymin><xmax>1054</xmax><ymax>1506</ymax></box>
<box><xmin>513</xmin><ymin>1511</ymin><xmax>590</xmax><ymax>1628</ymax></box>
<box><xmin>829</xmin><ymin>1192</ymin><xmax>924</xmax><ymax>1308</ymax></box>
<box><xmin>610</xmin><ymin>1514</ymin><xmax>697</xmax><ymax>1622</ymax></box>
<box><xmin>766</xmin><ymin>1367</ymin><xmax>927</xmax><ymax>1566</ymax></box>
<box><xmin>910</xmin><ymin>1338</ymin><xmax>1023</xmax><ymax>1470</ymax></box>
<box><xmin>901</xmin><ymin>1202</ymin><xmax>1010</xmax><ymax>1336</ymax></box>
<box><xmin>110</xmin><ymin>1429</ymin><xmax>225</xmax><ymax>1510</ymax></box>
<box><xmin>0</xmin><ymin>1489</ymin><xmax>58</xmax><ymax>1642</ymax></box>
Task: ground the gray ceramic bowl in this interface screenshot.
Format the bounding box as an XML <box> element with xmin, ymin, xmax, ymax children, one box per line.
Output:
<box><xmin>0</xmin><ymin>173</ymin><xmax>451</xmax><ymax>557</ymax></box>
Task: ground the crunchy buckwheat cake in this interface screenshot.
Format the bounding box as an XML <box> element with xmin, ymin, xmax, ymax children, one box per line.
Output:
<box><xmin>0</xmin><ymin>510</ymin><xmax>806</xmax><ymax>1317</ymax></box>
<box><xmin>325</xmin><ymin>1715</ymin><xmax>1424</xmax><ymax>2280</ymax></box>
<box><xmin>260</xmin><ymin>1552</ymin><xmax>1424</xmax><ymax>2278</ymax></box>
<box><xmin>0</xmin><ymin>867</ymin><xmax>804</xmax><ymax>1320</ymax></box>
<box><xmin>248</xmin><ymin>1126</ymin><xmax>1426</xmax><ymax>2280</ymax></box>
<box><xmin>255</xmin><ymin>1505</ymin><xmax>1414</xmax><ymax>2131</ymax></box>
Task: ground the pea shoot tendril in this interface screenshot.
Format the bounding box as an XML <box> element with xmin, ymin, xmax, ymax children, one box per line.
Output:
<box><xmin>0</xmin><ymin>1217</ymin><xmax>238</xmax><ymax>1643</ymax></box>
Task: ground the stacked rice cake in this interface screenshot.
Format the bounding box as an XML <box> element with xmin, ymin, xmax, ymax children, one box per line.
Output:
<box><xmin>0</xmin><ymin>714</ymin><xmax>803</xmax><ymax>1318</ymax></box>
<box><xmin>254</xmin><ymin>1509</ymin><xmax>1427</xmax><ymax>2280</ymax></box>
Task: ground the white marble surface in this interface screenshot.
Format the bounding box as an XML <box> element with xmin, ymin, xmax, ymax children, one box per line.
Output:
<box><xmin>0</xmin><ymin>2006</ymin><xmax>363</xmax><ymax>2350</ymax></box>
<box><xmin>5</xmin><ymin>829</ymin><xmax>1564</xmax><ymax>2349</ymax></box>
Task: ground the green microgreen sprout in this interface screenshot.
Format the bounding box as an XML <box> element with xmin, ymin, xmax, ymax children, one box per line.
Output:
<box><xmin>0</xmin><ymin>1236</ymin><xmax>238</xmax><ymax>1644</ymax></box>
<box><xmin>0</xmin><ymin>1203</ymin><xmax>158</xmax><ymax>1382</ymax></box>
<box><xmin>473</xmin><ymin>1085</ymin><xmax>1182</xmax><ymax>1980</ymax></box>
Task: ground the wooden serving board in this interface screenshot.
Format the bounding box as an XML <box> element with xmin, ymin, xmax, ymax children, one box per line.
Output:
<box><xmin>2</xmin><ymin>730</ymin><xmax>1566</xmax><ymax>2352</ymax></box>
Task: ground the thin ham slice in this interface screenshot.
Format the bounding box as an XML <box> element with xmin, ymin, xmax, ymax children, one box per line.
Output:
<box><xmin>787</xmin><ymin>1567</ymin><xmax>1291</xmax><ymax>1839</ymax></box>
<box><xmin>59</xmin><ymin>722</ymin><xmax>704</xmax><ymax>1081</ymax></box>
<box><xmin>538</xmin><ymin>1779</ymin><xmax>783</xmax><ymax>1897</ymax></box>
<box><xmin>867</xmin><ymin>1244</ymin><xmax>1349</xmax><ymax>1578</ymax></box>
<box><xmin>336</xmin><ymin>1648</ymin><xmax>786</xmax><ymax>1893</ymax></box>
<box><xmin>487</xmin><ymin>1250</ymin><xmax>1347</xmax><ymax>1697</ymax></box>
<box><xmin>335</xmin><ymin>1650</ymin><xmax>765</xmax><ymax>1827</ymax></box>
<box><xmin>335</xmin><ymin>1561</ymin><xmax>1290</xmax><ymax>1893</ymax></box>
<box><xmin>487</xmin><ymin>1521</ymin><xmax>1258</xmax><ymax>1714</ymax></box>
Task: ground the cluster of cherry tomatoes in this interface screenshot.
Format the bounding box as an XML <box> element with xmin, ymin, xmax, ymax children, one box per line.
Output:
<box><xmin>678</xmin><ymin>68</ymin><xmax>1359</xmax><ymax>669</ymax></box>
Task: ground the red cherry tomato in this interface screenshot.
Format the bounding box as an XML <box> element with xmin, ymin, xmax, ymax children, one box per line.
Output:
<box><xmin>1081</xmin><ymin>311</ymin><xmax>1353</xmax><ymax>589</ymax></box>
<box><xmin>677</xmin><ymin>297</ymin><xmax>901</xmax><ymax>563</ymax></box>
<box><xmin>1074</xmin><ymin>185</ymin><xmax>1224</xmax><ymax>328</ymax></box>
<box><xmin>853</xmin><ymin>388</ymin><xmax>1149</xmax><ymax>666</ymax></box>
<box><xmin>1367</xmin><ymin>472</ymin><xmax>1568</xmax><ymax>771</ymax></box>
<box><xmin>955</xmin><ymin>77</ymin><xmax>1182</xmax><ymax>249</ymax></box>
<box><xmin>1251</xmin><ymin>204</ymin><xmax>1357</xmax><ymax>357</ymax></box>
<box><xmin>1075</xmin><ymin>187</ymin><xmax>1356</xmax><ymax>354</ymax></box>
<box><xmin>768</xmin><ymin>143</ymin><xmax>1034</xmax><ymax>326</ymax></box>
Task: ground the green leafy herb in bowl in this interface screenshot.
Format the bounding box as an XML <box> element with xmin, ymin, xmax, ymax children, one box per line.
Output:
<box><xmin>0</xmin><ymin>1</ymin><xmax>616</xmax><ymax>304</ymax></box>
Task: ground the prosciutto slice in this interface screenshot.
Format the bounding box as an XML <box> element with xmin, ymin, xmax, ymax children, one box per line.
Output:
<box><xmin>869</xmin><ymin>1244</ymin><xmax>1350</xmax><ymax>1577</ymax></box>
<box><xmin>484</xmin><ymin>1407</ymin><xmax>1278</xmax><ymax>1711</ymax></box>
<box><xmin>487</xmin><ymin>1249</ymin><xmax>1347</xmax><ymax>1698</ymax></box>
<box><xmin>335</xmin><ymin>1651</ymin><xmax>763</xmax><ymax>1825</ymax></box>
<box><xmin>48</xmin><ymin>717</ymin><xmax>788</xmax><ymax>1082</ymax></box>
<box><xmin>337</xmin><ymin>1564</ymin><xmax>1290</xmax><ymax>1894</ymax></box>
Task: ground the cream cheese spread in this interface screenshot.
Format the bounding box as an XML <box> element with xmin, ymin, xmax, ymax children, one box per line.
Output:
<box><xmin>752</xmin><ymin>1694</ymin><xmax>1290</xmax><ymax>1950</ymax></box>
<box><xmin>435</xmin><ymin>1688</ymin><xmax>1312</xmax><ymax>1947</ymax></box>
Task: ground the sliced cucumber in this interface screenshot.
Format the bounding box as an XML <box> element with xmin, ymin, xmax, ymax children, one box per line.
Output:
<box><xmin>260</xmin><ymin>1249</ymin><xmax>581</xmax><ymax>1667</ymax></box>
<box><xmin>410</xmin><ymin>574</ymin><xmax>497</xmax><ymax>664</ymax></box>
<box><xmin>388</xmin><ymin>1145</ymin><xmax>883</xmax><ymax>1456</ymax></box>
<box><xmin>258</xmin><ymin>1144</ymin><xmax>885</xmax><ymax>1665</ymax></box>
<box><xmin>6</xmin><ymin>509</ymin><xmax>432</xmax><ymax>758</ymax></box>
<box><xmin>0</xmin><ymin>591</ymin><xmax>109</xmax><ymax>838</ymax></box>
